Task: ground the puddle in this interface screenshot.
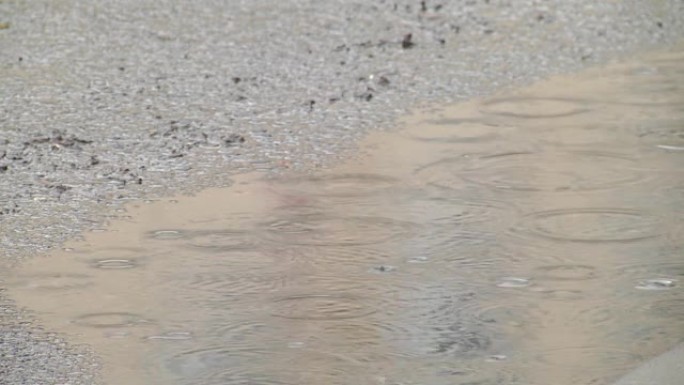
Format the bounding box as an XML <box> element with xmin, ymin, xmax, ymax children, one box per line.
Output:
<box><xmin>4</xmin><ymin>44</ymin><xmax>684</xmax><ymax>385</ymax></box>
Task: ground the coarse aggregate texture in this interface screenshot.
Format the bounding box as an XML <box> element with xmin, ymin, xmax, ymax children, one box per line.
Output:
<box><xmin>0</xmin><ymin>0</ymin><xmax>683</xmax><ymax>384</ymax></box>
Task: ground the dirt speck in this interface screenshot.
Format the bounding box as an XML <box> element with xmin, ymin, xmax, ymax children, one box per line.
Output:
<box><xmin>401</xmin><ymin>33</ymin><xmax>415</xmax><ymax>49</ymax></box>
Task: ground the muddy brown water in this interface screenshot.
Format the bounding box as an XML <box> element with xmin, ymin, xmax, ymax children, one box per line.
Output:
<box><xmin>5</xmin><ymin>45</ymin><xmax>684</xmax><ymax>385</ymax></box>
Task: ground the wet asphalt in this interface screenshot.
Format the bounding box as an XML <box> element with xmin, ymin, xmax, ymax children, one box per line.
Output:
<box><xmin>1</xmin><ymin>0</ymin><xmax>683</xmax><ymax>384</ymax></box>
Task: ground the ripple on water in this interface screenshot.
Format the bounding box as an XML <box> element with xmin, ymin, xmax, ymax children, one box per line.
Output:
<box><xmin>203</xmin><ymin>368</ymin><xmax>370</xmax><ymax>385</ymax></box>
<box><xmin>188</xmin><ymin>250</ymin><xmax>280</xmax><ymax>271</ymax></box>
<box><xmin>530</xmin><ymin>346</ymin><xmax>643</xmax><ymax>370</ymax></box>
<box><xmin>428</xmin><ymin>328</ymin><xmax>492</xmax><ymax>356</ymax></box>
<box><xmin>90</xmin><ymin>259</ymin><xmax>139</xmax><ymax>269</ymax></box>
<box><xmin>72</xmin><ymin>312</ymin><xmax>150</xmax><ymax>328</ymax></box>
<box><xmin>616</xmin><ymin>260</ymin><xmax>684</xmax><ymax>280</ymax></box>
<box><xmin>212</xmin><ymin>318</ymin><xmax>421</xmax><ymax>363</ymax></box>
<box><xmin>146</xmin><ymin>331</ymin><xmax>193</xmax><ymax>341</ymax></box>
<box><xmin>388</xmin><ymin>359</ymin><xmax>523</xmax><ymax>385</ymax></box>
<box><xmin>402</xmin><ymin>230</ymin><xmax>511</xmax><ymax>277</ymax></box>
<box><xmin>283</xmin><ymin>245</ymin><xmax>393</xmax><ymax>270</ymax></box>
<box><xmin>149</xmin><ymin>229</ymin><xmax>257</xmax><ymax>252</ymax></box>
<box><xmin>272</xmin><ymin>173</ymin><xmax>398</xmax><ymax>197</ymax></box>
<box><xmin>403</xmin><ymin>120</ymin><xmax>506</xmax><ymax>144</ymax></box>
<box><xmin>455</xmin><ymin>299</ymin><xmax>543</xmax><ymax>332</ymax></box>
<box><xmin>8</xmin><ymin>273</ymin><xmax>93</xmax><ymax>291</ymax></box>
<box><xmin>420</xmin><ymin>150</ymin><xmax>645</xmax><ymax>192</ymax></box>
<box><xmin>480</xmin><ymin>96</ymin><xmax>590</xmax><ymax>119</ymax></box>
<box><xmin>287</xmin><ymin>274</ymin><xmax>384</xmax><ymax>294</ymax></box>
<box><xmin>169</xmin><ymin>347</ymin><xmax>362</xmax><ymax>385</ymax></box>
<box><xmin>534</xmin><ymin>264</ymin><xmax>597</xmax><ymax>281</ymax></box>
<box><xmin>600</xmin><ymin>70</ymin><xmax>684</xmax><ymax>107</ymax></box>
<box><xmin>328</xmin><ymin>306</ymin><xmax>494</xmax><ymax>357</ymax></box>
<box><xmin>211</xmin><ymin>320</ymin><xmax>280</xmax><ymax>345</ymax></box>
<box><xmin>168</xmin><ymin>346</ymin><xmax>273</xmax><ymax>379</ymax></box>
<box><xmin>260</xmin><ymin>214</ymin><xmax>418</xmax><ymax>247</ymax></box>
<box><xmin>401</xmin><ymin>195</ymin><xmax>510</xmax><ymax>226</ymax></box>
<box><xmin>149</xmin><ymin>229</ymin><xmax>187</xmax><ymax>240</ymax></box>
<box><xmin>573</xmin><ymin>303</ymin><xmax>633</xmax><ymax>328</ymax></box>
<box><xmin>183</xmin><ymin>271</ymin><xmax>287</xmax><ymax>297</ymax></box>
<box><xmin>646</xmin><ymin>298</ymin><xmax>684</xmax><ymax>319</ymax></box>
<box><xmin>269</xmin><ymin>294</ymin><xmax>377</xmax><ymax>320</ymax></box>
<box><xmin>184</xmin><ymin>230</ymin><xmax>256</xmax><ymax>252</ymax></box>
<box><xmin>513</xmin><ymin>208</ymin><xmax>662</xmax><ymax>243</ymax></box>
<box><xmin>520</xmin><ymin>346</ymin><xmax>645</xmax><ymax>385</ymax></box>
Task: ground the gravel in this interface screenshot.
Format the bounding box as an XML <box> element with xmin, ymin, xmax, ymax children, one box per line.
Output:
<box><xmin>1</xmin><ymin>0</ymin><xmax>683</xmax><ymax>384</ymax></box>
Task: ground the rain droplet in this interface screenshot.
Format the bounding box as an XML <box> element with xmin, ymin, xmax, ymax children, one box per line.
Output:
<box><xmin>635</xmin><ymin>278</ymin><xmax>677</xmax><ymax>291</ymax></box>
<box><xmin>104</xmin><ymin>330</ymin><xmax>130</xmax><ymax>339</ymax></box>
<box><xmin>486</xmin><ymin>354</ymin><xmax>508</xmax><ymax>362</ymax></box>
<box><xmin>92</xmin><ymin>259</ymin><xmax>137</xmax><ymax>269</ymax></box>
<box><xmin>656</xmin><ymin>144</ymin><xmax>684</xmax><ymax>151</ymax></box>
<box><xmin>151</xmin><ymin>230</ymin><xmax>185</xmax><ymax>240</ymax></box>
<box><xmin>147</xmin><ymin>331</ymin><xmax>193</xmax><ymax>341</ymax></box>
<box><xmin>407</xmin><ymin>256</ymin><xmax>429</xmax><ymax>263</ymax></box>
<box><xmin>370</xmin><ymin>265</ymin><xmax>397</xmax><ymax>273</ymax></box>
<box><xmin>496</xmin><ymin>277</ymin><xmax>531</xmax><ymax>288</ymax></box>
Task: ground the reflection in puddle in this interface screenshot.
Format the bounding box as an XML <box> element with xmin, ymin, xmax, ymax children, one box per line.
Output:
<box><xmin>4</xmin><ymin>45</ymin><xmax>684</xmax><ymax>385</ymax></box>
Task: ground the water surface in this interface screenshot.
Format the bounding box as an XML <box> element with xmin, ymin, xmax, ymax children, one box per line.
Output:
<box><xmin>6</xmin><ymin>45</ymin><xmax>684</xmax><ymax>385</ymax></box>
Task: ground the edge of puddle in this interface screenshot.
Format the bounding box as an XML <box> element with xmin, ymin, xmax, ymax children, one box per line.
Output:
<box><xmin>5</xmin><ymin>42</ymin><xmax>684</xmax><ymax>385</ymax></box>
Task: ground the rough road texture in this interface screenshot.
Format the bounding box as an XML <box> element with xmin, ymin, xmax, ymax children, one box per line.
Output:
<box><xmin>1</xmin><ymin>0</ymin><xmax>683</xmax><ymax>384</ymax></box>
